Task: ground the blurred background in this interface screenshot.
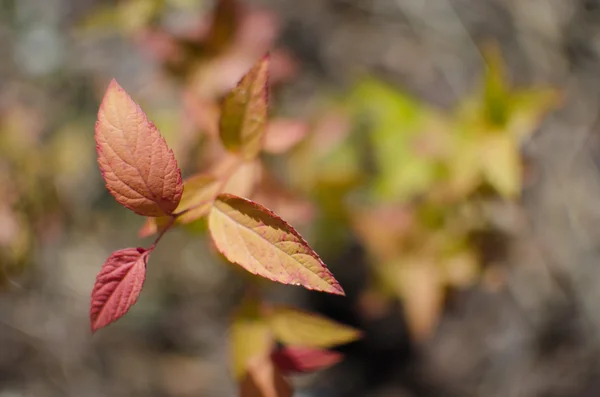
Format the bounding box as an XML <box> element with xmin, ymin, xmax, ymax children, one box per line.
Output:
<box><xmin>3</xmin><ymin>0</ymin><xmax>600</xmax><ymax>396</ymax></box>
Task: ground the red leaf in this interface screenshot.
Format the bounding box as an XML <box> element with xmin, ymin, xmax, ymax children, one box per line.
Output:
<box><xmin>271</xmin><ymin>346</ymin><xmax>343</xmax><ymax>374</ymax></box>
<box><xmin>95</xmin><ymin>79</ymin><xmax>183</xmax><ymax>217</ymax></box>
<box><xmin>219</xmin><ymin>55</ymin><xmax>269</xmax><ymax>160</ymax></box>
<box><xmin>208</xmin><ymin>193</ymin><xmax>344</xmax><ymax>295</ymax></box>
<box><xmin>90</xmin><ymin>247</ymin><xmax>150</xmax><ymax>333</ymax></box>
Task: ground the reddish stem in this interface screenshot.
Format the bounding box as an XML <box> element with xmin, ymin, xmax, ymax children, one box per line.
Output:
<box><xmin>148</xmin><ymin>215</ymin><xmax>176</xmax><ymax>251</ymax></box>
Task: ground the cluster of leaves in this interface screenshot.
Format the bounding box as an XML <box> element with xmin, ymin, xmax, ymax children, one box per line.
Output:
<box><xmin>91</xmin><ymin>56</ymin><xmax>360</xmax><ymax>395</ymax></box>
<box><xmin>80</xmin><ymin>0</ymin><xmax>312</xmax><ymax>227</ymax></box>
<box><xmin>231</xmin><ymin>295</ymin><xmax>361</xmax><ymax>396</ymax></box>
<box><xmin>283</xmin><ymin>45</ymin><xmax>562</xmax><ymax>341</ymax></box>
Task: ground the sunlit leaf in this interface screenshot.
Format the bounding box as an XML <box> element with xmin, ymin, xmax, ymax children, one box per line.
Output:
<box><xmin>90</xmin><ymin>247</ymin><xmax>150</xmax><ymax>332</ymax></box>
<box><xmin>208</xmin><ymin>194</ymin><xmax>344</xmax><ymax>295</ymax></box>
<box><xmin>267</xmin><ymin>306</ymin><xmax>362</xmax><ymax>348</ymax></box>
<box><xmin>271</xmin><ymin>346</ymin><xmax>343</xmax><ymax>374</ymax></box>
<box><xmin>219</xmin><ymin>56</ymin><xmax>269</xmax><ymax>160</ymax></box>
<box><xmin>95</xmin><ymin>79</ymin><xmax>183</xmax><ymax>217</ymax></box>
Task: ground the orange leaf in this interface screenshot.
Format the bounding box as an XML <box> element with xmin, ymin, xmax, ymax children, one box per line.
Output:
<box><xmin>208</xmin><ymin>194</ymin><xmax>344</xmax><ymax>295</ymax></box>
<box><xmin>95</xmin><ymin>79</ymin><xmax>183</xmax><ymax>217</ymax></box>
<box><xmin>90</xmin><ymin>247</ymin><xmax>150</xmax><ymax>332</ymax></box>
<box><xmin>219</xmin><ymin>56</ymin><xmax>269</xmax><ymax>160</ymax></box>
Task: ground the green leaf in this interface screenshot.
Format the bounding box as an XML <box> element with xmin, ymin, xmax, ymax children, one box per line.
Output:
<box><xmin>208</xmin><ymin>194</ymin><xmax>345</xmax><ymax>295</ymax></box>
<box><xmin>482</xmin><ymin>43</ymin><xmax>510</xmax><ymax>126</ymax></box>
<box><xmin>350</xmin><ymin>78</ymin><xmax>442</xmax><ymax>201</ymax></box>
<box><xmin>219</xmin><ymin>56</ymin><xmax>269</xmax><ymax>160</ymax></box>
<box><xmin>231</xmin><ymin>297</ymin><xmax>274</xmax><ymax>379</ymax></box>
<box><xmin>267</xmin><ymin>306</ymin><xmax>362</xmax><ymax>348</ymax></box>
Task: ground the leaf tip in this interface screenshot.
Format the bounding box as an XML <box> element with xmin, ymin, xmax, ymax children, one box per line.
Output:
<box><xmin>107</xmin><ymin>78</ymin><xmax>123</xmax><ymax>92</ymax></box>
<box><xmin>331</xmin><ymin>284</ymin><xmax>346</xmax><ymax>296</ymax></box>
<box><xmin>310</xmin><ymin>280</ymin><xmax>345</xmax><ymax>296</ymax></box>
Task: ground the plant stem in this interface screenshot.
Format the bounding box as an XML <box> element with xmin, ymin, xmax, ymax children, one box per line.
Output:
<box><xmin>148</xmin><ymin>215</ymin><xmax>176</xmax><ymax>251</ymax></box>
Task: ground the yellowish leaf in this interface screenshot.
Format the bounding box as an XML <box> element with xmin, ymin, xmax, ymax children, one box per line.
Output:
<box><xmin>231</xmin><ymin>297</ymin><xmax>274</xmax><ymax>379</ymax></box>
<box><xmin>208</xmin><ymin>194</ymin><xmax>344</xmax><ymax>295</ymax></box>
<box><xmin>480</xmin><ymin>133</ymin><xmax>522</xmax><ymax>198</ymax></box>
<box><xmin>267</xmin><ymin>306</ymin><xmax>362</xmax><ymax>348</ymax></box>
<box><xmin>219</xmin><ymin>55</ymin><xmax>270</xmax><ymax>160</ymax></box>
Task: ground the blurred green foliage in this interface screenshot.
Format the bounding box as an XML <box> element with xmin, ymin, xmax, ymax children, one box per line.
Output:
<box><xmin>281</xmin><ymin>44</ymin><xmax>561</xmax><ymax>340</ymax></box>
